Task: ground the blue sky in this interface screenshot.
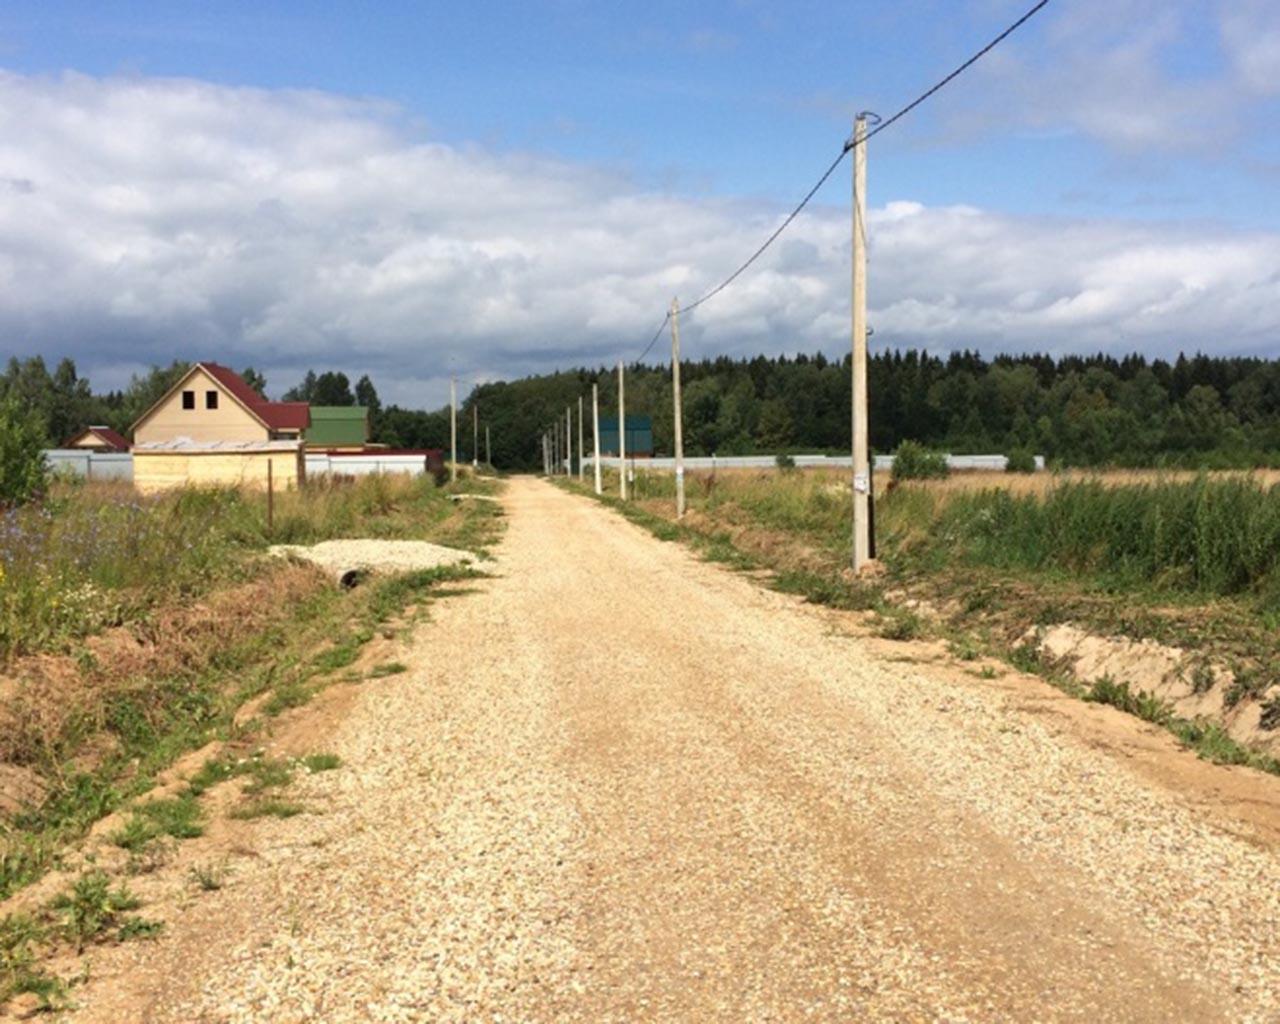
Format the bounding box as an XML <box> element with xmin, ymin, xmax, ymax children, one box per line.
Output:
<box><xmin>1</xmin><ymin>1</ymin><xmax>1278</xmax><ymax>403</ymax></box>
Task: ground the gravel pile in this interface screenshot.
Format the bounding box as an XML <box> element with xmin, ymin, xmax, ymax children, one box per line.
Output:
<box><xmin>269</xmin><ymin>539</ymin><xmax>477</xmax><ymax>582</ymax></box>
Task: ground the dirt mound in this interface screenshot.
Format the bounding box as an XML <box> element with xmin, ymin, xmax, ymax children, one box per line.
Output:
<box><xmin>1036</xmin><ymin>623</ymin><xmax>1280</xmax><ymax>754</ymax></box>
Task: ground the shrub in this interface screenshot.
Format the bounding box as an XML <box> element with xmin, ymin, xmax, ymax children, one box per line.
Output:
<box><xmin>1005</xmin><ymin>448</ymin><xmax>1036</xmax><ymax>474</ymax></box>
<box><xmin>775</xmin><ymin>453</ymin><xmax>796</xmax><ymax>471</ymax></box>
<box><xmin>0</xmin><ymin>401</ymin><xmax>47</xmax><ymax>507</ymax></box>
<box><xmin>891</xmin><ymin>440</ymin><xmax>948</xmax><ymax>481</ymax></box>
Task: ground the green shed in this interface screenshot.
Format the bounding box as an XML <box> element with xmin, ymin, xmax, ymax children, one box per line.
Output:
<box><xmin>306</xmin><ymin>406</ymin><xmax>369</xmax><ymax>448</ymax></box>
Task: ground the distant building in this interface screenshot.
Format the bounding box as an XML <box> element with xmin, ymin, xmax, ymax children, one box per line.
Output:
<box><xmin>129</xmin><ymin>362</ymin><xmax>308</xmax><ymax>492</ymax></box>
<box><xmin>597</xmin><ymin>414</ymin><xmax>654</xmax><ymax>457</ymax></box>
<box><xmin>131</xmin><ymin>362</ymin><xmax>310</xmax><ymax>446</ymax></box>
<box><xmin>305</xmin><ymin>406</ymin><xmax>369</xmax><ymax>450</ymax></box>
<box><xmin>62</xmin><ymin>425</ymin><xmax>130</xmax><ymax>452</ymax></box>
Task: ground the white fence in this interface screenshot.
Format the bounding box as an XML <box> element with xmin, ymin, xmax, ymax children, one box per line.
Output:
<box><xmin>305</xmin><ymin>452</ymin><xmax>434</xmax><ymax>477</ymax></box>
<box><xmin>579</xmin><ymin>453</ymin><xmax>1044</xmax><ymax>472</ymax></box>
<box><xmin>44</xmin><ymin>449</ymin><xmax>134</xmax><ymax>481</ymax></box>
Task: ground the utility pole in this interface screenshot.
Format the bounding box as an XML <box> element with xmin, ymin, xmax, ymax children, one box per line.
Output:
<box><xmin>851</xmin><ymin>113</ymin><xmax>871</xmax><ymax>573</ymax></box>
<box><xmin>472</xmin><ymin>403</ymin><xmax>478</xmax><ymax>468</ymax></box>
<box><xmin>566</xmin><ymin>406</ymin><xmax>573</xmax><ymax>479</ymax></box>
<box><xmin>485</xmin><ymin>424</ymin><xmax>491</xmax><ymax>467</ymax></box>
<box><xmin>617</xmin><ymin>360</ymin><xmax>627</xmax><ymax>500</ymax></box>
<box><xmin>542</xmin><ymin>432</ymin><xmax>549</xmax><ymax>476</ymax></box>
<box><xmin>592</xmin><ymin>382</ymin><xmax>602</xmax><ymax>495</ymax></box>
<box><xmin>670</xmin><ymin>297</ymin><xmax>686</xmax><ymax>519</ymax></box>
<box><xmin>450</xmin><ymin>377</ymin><xmax>458</xmax><ymax>484</ymax></box>
<box><xmin>578</xmin><ymin>395</ymin><xmax>585</xmax><ymax>482</ymax></box>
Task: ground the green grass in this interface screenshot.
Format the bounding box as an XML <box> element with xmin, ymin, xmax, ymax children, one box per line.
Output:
<box><xmin>300</xmin><ymin>753</ymin><xmax>341</xmax><ymax>773</ymax></box>
<box><xmin>50</xmin><ymin>871</ymin><xmax>142</xmax><ymax>952</ymax></box>
<box><xmin>229</xmin><ymin>798</ymin><xmax>305</xmax><ymax>821</ymax></box>
<box><xmin>369</xmin><ymin>661</ymin><xmax>408</xmax><ymax>678</ymax></box>
<box><xmin>1084</xmin><ymin>677</ymin><xmax>1174</xmax><ymax>725</ymax></box>
<box><xmin>893</xmin><ymin>475</ymin><xmax>1280</xmax><ymax>604</ymax></box>
<box><xmin>109</xmin><ymin>795</ymin><xmax>204</xmax><ymax>852</ymax></box>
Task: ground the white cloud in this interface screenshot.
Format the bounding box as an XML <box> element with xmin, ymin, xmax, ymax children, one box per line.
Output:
<box><xmin>0</xmin><ymin>70</ymin><xmax>1278</xmax><ymax>406</ymax></box>
<box><xmin>1220</xmin><ymin>0</ymin><xmax>1280</xmax><ymax>96</ymax></box>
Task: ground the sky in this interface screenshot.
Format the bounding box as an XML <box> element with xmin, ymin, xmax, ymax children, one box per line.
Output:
<box><xmin>1</xmin><ymin>0</ymin><xmax>1279</xmax><ymax>407</ymax></box>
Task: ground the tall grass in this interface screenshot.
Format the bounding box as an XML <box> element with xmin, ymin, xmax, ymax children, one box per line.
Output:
<box><xmin>624</xmin><ymin>468</ymin><xmax>1280</xmax><ymax>605</ymax></box>
<box><xmin>910</xmin><ymin>475</ymin><xmax>1280</xmax><ymax>601</ymax></box>
<box><xmin>0</xmin><ymin>473</ymin><xmax>487</xmax><ymax>661</ymax></box>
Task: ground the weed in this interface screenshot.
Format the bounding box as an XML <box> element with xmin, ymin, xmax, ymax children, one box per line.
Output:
<box><xmin>979</xmin><ymin>666</ymin><xmax>998</xmax><ymax>679</ymax></box>
<box><xmin>876</xmin><ymin>608</ymin><xmax>924</xmax><ymax>641</ymax></box>
<box><xmin>265</xmin><ymin>679</ymin><xmax>314</xmax><ymax>716</ymax></box>
<box><xmin>1</xmin><ymin>912</ymin><xmax>66</xmax><ymax>1007</ymax></box>
<box><xmin>51</xmin><ymin>872</ymin><xmax>141</xmax><ymax>951</ymax></box>
<box><xmin>229</xmin><ymin>798</ymin><xmax>305</xmax><ymax>821</ymax></box>
<box><xmin>369</xmin><ymin>662</ymin><xmax>408</xmax><ymax>678</ymax></box>
<box><xmin>110</xmin><ymin>796</ymin><xmax>203</xmax><ymax>851</ymax></box>
<box><xmin>948</xmin><ymin>635</ymin><xmax>982</xmax><ymax>661</ymax></box>
<box><xmin>300</xmin><ymin>753</ymin><xmax>341</xmax><ymax>773</ymax></box>
<box><xmin>1008</xmin><ymin>638</ymin><xmax>1044</xmax><ymax>675</ymax></box>
<box><xmin>116</xmin><ymin>916</ymin><xmax>164</xmax><ymax>941</ymax></box>
<box><xmin>1085</xmin><ymin>677</ymin><xmax>1173</xmax><ymax>726</ymax></box>
<box><xmin>1223</xmin><ymin>665</ymin><xmax>1269</xmax><ymax>709</ymax></box>
<box><xmin>1189</xmin><ymin>659</ymin><xmax>1217</xmax><ymax>695</ymax></box>
<box><xmin>189</xmin><ymin>862</ymin><xmax>229</xmax><ymax>892</ymax></box>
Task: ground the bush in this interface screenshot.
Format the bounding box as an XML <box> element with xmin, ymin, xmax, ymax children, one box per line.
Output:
<box><xmin>1005</xmin><ymin>448</ymin><xmax>1036</xmax><ymax>474</ymax></box>
<box><xmin>0</xmin><ymin>401</ymin><xmax>47</xmax><ymax>507</ymax></box>
<box><xmin>891</xmin><ymin>440</ymin><xmax>948</xmax><ymax>481</ymax></box>
<box><xmin>775</xmin><ymin>453</ymin><xmax>796</xmax><ymax>471</ymax></box>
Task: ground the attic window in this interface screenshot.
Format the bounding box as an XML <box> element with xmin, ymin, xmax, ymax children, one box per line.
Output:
<box><xmin>182</xmin><ymin>390</ymin><xmax>195</xmax><ymax>410</ymax></box>
<box><xmin>206</xmin><ymin>390</ymin><xmax>218</xmax><ymax>410</ymax></box>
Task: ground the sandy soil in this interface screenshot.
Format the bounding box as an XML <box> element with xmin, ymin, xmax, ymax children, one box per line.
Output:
<box><xmin>44</xmin><ymin>477</ymin><xmax>1280</xmax><ymax>1023</ymax></box>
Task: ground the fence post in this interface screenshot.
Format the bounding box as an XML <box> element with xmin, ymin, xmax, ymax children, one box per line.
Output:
<box><xmin>267</xmin><ymin>459</ymin><xmax>275</xmax><ymax>535</ymax></box>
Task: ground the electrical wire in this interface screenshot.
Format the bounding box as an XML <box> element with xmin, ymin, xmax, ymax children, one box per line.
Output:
<box><xmin>631</xmin><ymin>0</ymin><xmax>1050</xmax><ymax>358</ymax></box>
<box><xmin>635</xmin><ymin>311</ymin><xmax>672</xmax><ymax>365</ymax></box>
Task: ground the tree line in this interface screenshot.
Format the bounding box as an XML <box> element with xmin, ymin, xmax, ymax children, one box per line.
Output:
<box><xmin>6</xmin><ymin>349</ymin><xmax>1280</xmax><ymax>471</ymax></box>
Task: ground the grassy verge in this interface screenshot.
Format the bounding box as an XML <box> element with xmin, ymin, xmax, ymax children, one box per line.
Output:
<box><xmin>1</xmin><ymin>473</ymin><xmax>501</xmax><ymax>906</ymax></box>
<box><xmin>562</xmin><ymin>469</ymin><xmax>1280</xmax><ymax>775</ymax></box>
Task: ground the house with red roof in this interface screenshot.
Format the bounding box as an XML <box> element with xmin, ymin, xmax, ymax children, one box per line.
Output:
<box><xmin>131</xmin><ymin>363</ymin><xmax>311</xmax><ymax>446</ymax></box>
<box><xmin>62</xmin><ymin>425</ymin><xmax>131</xmax><ymax>452</ymax></box>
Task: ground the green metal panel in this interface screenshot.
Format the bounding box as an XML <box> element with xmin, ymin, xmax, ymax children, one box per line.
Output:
<box><xmin>597</xmin><ymin>414</ymin><xmax>653</xmax><ymax>456</ymax></box>
<box><xmin>306</xmin><ymin>406</ymin><xmax>368</xmax><ymax>446</ymax></box>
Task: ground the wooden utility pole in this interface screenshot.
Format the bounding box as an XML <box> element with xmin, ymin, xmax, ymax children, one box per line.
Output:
<box><xmin>617</xmin><ymin>360</ymin><xmax>627</xmax><ymax>500</ymax></box>
<box><xmin>670</xmin><ymin>297</ymin><xmax>686</xmax><ymax>519</ymax></box>
<box><xmin>578</xmin><ymin>395</ymin><xmax>585</xmax><ymax>482</ymax></box>
<box><xmin>851</xmin><ymin>113</ymin><xmax>871</xmax><ymax>572</ymax></box>
<box><xmin>450</xmin><ymin>377</ymin><xmax>458</xmax><ymax>484</ymax></box>
<box><xmin>542</xmin><ymin>432</ymin><xmax>549</xmax><ymax>476</ymax></box>
<box><xmin>592</xmin><ymin>382</ymin><xmax>602</xmax><ymax>495</ymax></box>
<box><xmin>472</xmin><ymin>403</ymin><xmax>478</xmax><ymax>468</ymax></box>
<box><xmin>485</xmin><ymin>424</ymin><xmax>491</xmax><ymax>467</ymax></box>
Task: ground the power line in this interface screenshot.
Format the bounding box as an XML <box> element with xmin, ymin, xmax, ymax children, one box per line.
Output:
<box><xmin>635</xmin><ymin>311</ymin><xmax>671</xmax><ymax>364</ymax></box>
<box><xmin>635</xmin><ymin>0</ymin><xmax>1049</xmax><ymax>345</ymax></box>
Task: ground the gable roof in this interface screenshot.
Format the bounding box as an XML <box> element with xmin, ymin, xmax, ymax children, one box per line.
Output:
<box><xmin>63</xmin><ymin>425</ymin><xmax>131</xmax><ymax>451</ymax></box>
<box><xmin>131</xmin><ymin>362</ymin><xmax>311</xmax><ymax>434</ymax></box>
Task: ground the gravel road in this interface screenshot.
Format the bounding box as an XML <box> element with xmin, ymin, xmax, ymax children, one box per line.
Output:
<box><xmin>61</xmin><ymin>478</ymin><xmax>1280</xmax><ymax>1023</ymax></box>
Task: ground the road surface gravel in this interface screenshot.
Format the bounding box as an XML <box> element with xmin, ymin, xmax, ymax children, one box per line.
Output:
<box><xmin>58</xmin><ymin>478</ymin><xmax>1280</xmax><ymax>1022</ymax></box>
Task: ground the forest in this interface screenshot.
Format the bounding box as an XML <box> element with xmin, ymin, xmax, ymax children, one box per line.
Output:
<box><xmin>5</xmin><ymin>349</ymin><xmax>1280</xmax><ymax>472</ymax></box>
